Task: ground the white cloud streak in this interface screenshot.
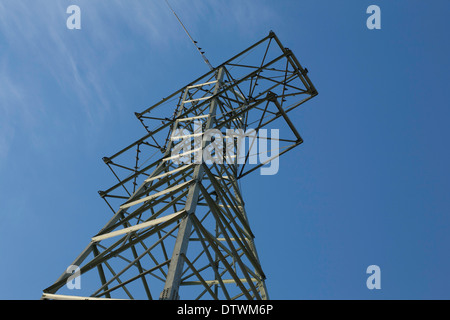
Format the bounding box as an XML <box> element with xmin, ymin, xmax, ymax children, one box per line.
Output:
<box><xmin>0</xmin><ymin>0</ymin><xmax>277</xmax><ymax>168</ymax></box>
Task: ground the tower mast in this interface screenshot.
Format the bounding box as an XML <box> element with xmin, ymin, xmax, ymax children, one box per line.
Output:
<box><xmin>42</xmin><ymin>31</ymin><xmax>317</xmax><ymax>300</ymax></box>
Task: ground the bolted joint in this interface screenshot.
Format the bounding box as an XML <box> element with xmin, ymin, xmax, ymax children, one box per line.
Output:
<box><xmin>266</xmin><ymin>91</ymin><xmax>278</xmax><ymax>102</ymax></box>
<box><xmin>102</xmin><ymin>157</ymin><xmax>112</xmax><ymax>164</ymax></box>
<box><xmin>134</xmin><ymin>112</ymin><xmax>142</xmax><ymax>119</ymax></box>
<box><xmin>284</xmin><ymin>47</ymin><xmax>293</xmax><ymax>56</ymax></box>
<box><xmin>98</xmin><ymin>190</ymin><xmax>106</xmax><ymax>198</ymax></box>
<box><xmin>159</xmin><ymin>288</ymin><xmax>180</xmax><ymax>300</ymax></box>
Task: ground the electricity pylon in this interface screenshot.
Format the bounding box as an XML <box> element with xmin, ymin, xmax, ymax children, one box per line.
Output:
<box><xmin>42</xmin><ymin>31</ymin><xmax>317</xmax><ymax>300</ymax></box>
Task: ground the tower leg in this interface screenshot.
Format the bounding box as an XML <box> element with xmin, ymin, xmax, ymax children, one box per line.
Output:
<box><xmin>160</xmin><ymin>68</ymin><xmax>225</xmax><ymax>300</ymax></box>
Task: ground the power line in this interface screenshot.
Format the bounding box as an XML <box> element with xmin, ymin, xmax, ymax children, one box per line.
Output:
<box><xmin>164</xmin><ymin>0</ymin><xmax>214</xmax><ymax>71</ymax></box>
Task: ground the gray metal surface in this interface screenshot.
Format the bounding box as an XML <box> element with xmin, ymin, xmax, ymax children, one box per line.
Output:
<box><xmin>42</xmin><ymin>31</ymin><xmax>317</xmax><ymax>300</ymax></box>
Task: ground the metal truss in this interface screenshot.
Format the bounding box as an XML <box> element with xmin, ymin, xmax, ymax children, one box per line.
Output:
<box><xmin>42</xmin><ymin>31</ymin><xmax>318</xmax><ymax>300</ymax></box>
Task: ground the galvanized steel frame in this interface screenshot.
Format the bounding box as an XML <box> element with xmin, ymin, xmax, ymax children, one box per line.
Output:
<box><xmin>42</xmin><ymin>31</ymin><xmax>317</xmax><ymax>300</ymax></box>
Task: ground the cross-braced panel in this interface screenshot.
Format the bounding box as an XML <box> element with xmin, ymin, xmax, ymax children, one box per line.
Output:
<box><xmin>42</xmin><ymin>31</ymin><xmax>317</xmax><ymax>300</ymax></box>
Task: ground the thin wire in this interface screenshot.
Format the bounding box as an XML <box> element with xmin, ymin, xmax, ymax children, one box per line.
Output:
<box><xmin>164</xmin><ymin>0</ymin><xmax>214</xmax><ymax>71</ymax></box>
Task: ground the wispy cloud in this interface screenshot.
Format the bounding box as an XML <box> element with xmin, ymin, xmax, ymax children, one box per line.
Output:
<box><xmin>0</xmin><ymin>0</ymin><xmax>278</xmax><ymax>168</ymax></box>
<box><xmin>0</xmin><ymin>1</ymin><xmax>168</xmax><ymax>162</ymax></box>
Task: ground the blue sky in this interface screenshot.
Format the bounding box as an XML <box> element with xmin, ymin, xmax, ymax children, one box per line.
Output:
<box><xmin>0</xmin><ymin>0</ymin><xmax>449</xmax><ymax>300</ymax></box>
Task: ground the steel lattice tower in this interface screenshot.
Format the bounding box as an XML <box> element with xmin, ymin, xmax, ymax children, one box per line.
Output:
<box><xmin>42</xmin><ymin>31</ymin><xmax>317</xmax><ymax>300</ymax></box>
